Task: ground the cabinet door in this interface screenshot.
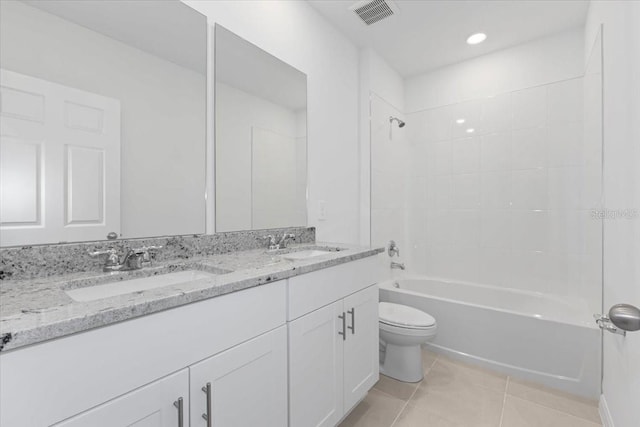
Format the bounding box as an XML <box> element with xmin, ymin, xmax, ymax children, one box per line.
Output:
<box><xmin>289</xmin><ymin>300</ymin><xmax>345</xmax><ymax>427</ymax></box>
<box><xmin>343</xmin><ymin>285</ymin><xmax>379</xmax><ymax>411</ymax></box>
<box><xmin>53</xmin><ymin>369</ymin><xmax>188</xmax><ymax>427</ymax></box>
<box><xmin>189</xmin><ymin>326</ymin><xmax>288</xmax><ymax>427</ymax></box>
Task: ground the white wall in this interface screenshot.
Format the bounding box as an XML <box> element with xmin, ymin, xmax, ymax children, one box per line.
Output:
<box><xmin>0</xmin><ymin>1</ymin><xmax>206</xmax><ymax>239</ymax></box>
<box><xmin>585</xmin><ymin>2</ymin><xmax>640</xmax><ymax>427</ymax></box>
<box><xmin>359</xmin><ymin>48</ymin><xmax>405</xmax><ymax>248</ymax></box>
<box><xmin>405</xmin><ymin>28</ymin><xmax>584</xmax><ymax>112</ymax></box>
<box><xmin>215</xmin><ymin>82</ymin><xmax>305</xmax><ymax>231</ymax></box>
<box><xmin>184</xmin><ymin>0</ymin><xmax>361</xmax><ymax>244</ymax></box>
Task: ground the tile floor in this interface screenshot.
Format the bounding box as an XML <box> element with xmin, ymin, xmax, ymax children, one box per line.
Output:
<box><xmin>339</xmin><ymin>349</ymin><xmax>602</xmax><ymax>427</ymax></box>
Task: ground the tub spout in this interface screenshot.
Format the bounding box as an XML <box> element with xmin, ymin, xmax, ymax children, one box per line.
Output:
<box><xmin>390</xmin><ymin>262</ymin><xmax>405</xmax><ymax>270</ymax></box>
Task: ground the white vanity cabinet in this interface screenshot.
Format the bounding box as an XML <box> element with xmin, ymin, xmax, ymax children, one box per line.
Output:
<box><xmin>53</xmin><ymin>370</ymin><xmax>189</xmax><ymax>427</ymax></box>
<box><xmin>0</xmin><ymin>280</ymin><xmax>287</xmax><ymax>427</ymax></box>
<box><xmin>288</xmin><ymin>257</ymin><xmax>381</xmax><ymax>427</ymax></box>
<box><xmin>0</xmin><ymin>254</ymin><xmax>382</xmax><ymax>427</ymax></box>
<box><xmin>189</xmin><ymin>325</ymin><xmax>288</xmax><ymax>427</ymax></box>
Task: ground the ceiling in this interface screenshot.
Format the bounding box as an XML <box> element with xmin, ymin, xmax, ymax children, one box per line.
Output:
<box><xmin>307</xmin><ymin>0</ymin><xmax>589</xmax><ymax>77</ymax></box>
<box><xmin>23</xmin><ymin>0</ymin><xmax>207</xmax><ymax>74</ymax></box>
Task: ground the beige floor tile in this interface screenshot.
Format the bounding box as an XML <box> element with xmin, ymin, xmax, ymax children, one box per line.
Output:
<box><xmin>507</xmin><ymin>378</ymin><xmax>601</xmax><ymax>424</ymax></box>
<box><xmin>501</xmin><ymin>396</ymin><xmax>602</xmax><ymax>427</ymax></box>
<box><xmin>391</xmin><ymin>401</ymin><xmax>463</xmax><ymax>427</ymax></box>
<box><xmin>428</xmin><ymin>356</ymin><xmax>508</xmax><ymax>393</ymax></box>
<box><xmin>374</xmin><ymin>374</ymin><xmax>420</xmax><ymax>400</ymax></box>
<box><xmin>422</xmin><ymin>347</ymin><xmax>439</xmax><ymax>372</ymax></box>
<box><xmin>402</xmin><ymin>361</ymin><xmax>505</xmax><ymax>427</ymax></box>
<box><xmin>339</xmin><ymin>388</ymin><xmax>406</xmax><ymax>427</ymax></box>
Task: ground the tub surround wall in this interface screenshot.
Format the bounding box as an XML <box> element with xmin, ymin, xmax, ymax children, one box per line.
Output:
<box><xmin>370</xmin><ymin>29</ymin><xmax>603</xmax><ymax>314</ymax></box>
<box><xmin>0</xmin><ymin>227</ymin><xmax>315</xmax><ymax>281</ymax></box>
<box><xmin>405</xmin><ymin>77</ymin><xmax>601</xmax><ymax>311</ymax></box>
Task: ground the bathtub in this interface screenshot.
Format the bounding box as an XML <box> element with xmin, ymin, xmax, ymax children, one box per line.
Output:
<box><xmin>379</xmin><ymin>278</ymin><xmax>601</xmax><ymax>399</ymax></box>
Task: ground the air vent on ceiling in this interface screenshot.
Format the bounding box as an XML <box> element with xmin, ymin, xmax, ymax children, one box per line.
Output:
<box><xmin>350</xmin><ymin>0</ymin><xmax>398</xmax><ymax>26</ymax></box>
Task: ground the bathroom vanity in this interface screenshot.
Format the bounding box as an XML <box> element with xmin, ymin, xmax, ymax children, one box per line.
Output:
<box><xmin>0</xmin><ymin>240</ymin><xmax>383</xmax><ymax>427</ymax></box>
<box><xmin>0</xmin><ymin>3</ymin><xmax>381</xmax><ymax>426</ymax></box>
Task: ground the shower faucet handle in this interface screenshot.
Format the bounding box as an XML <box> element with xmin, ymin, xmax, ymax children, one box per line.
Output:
<box><xmin>388</xmin><ymin>240</ymin><xmax>400</xmax><ymax>257</ymax></box>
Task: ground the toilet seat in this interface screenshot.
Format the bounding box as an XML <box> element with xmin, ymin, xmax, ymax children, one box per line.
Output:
<box><xmin>379</xmin><ymin>302</ymin><xmax>436</xmax><ymax>329</ymax></box>
<box><xmin>379</xmin><ymin>321</ymin><xmax>437</xmax><ymax>337</ymax></box>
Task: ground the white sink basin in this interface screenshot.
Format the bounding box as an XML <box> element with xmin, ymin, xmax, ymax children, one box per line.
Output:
<box><xmin>66</xmin><ymin>270</ymin><xmax>217</xmax><ymax>302</ymax></box>
<box><xmin>281</xmin><ymin>250</ymin><xmax>332</xmax><ymax>261</ymax></box>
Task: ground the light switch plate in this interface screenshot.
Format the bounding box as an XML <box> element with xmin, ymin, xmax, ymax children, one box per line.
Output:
<box><xmin>318</xmin><ymin>200</ymin><xmax>327</xmax><ymax>221</ymax></box>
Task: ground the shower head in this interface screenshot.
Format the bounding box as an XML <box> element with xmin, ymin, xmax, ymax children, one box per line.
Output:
<box><xmin>389</xmin><ymin>116</ymin><xmax>406</xmax><ymax>128</ymax></box>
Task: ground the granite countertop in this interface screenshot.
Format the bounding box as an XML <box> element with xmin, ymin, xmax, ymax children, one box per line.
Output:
<box><xmin>0</xmin><ymin>243</ymin><xmax>383</xmax><ymax>352</ymax></box>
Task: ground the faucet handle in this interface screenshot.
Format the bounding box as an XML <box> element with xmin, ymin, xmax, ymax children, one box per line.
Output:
<box><xmin>132</xmin><ymin>245</ymin><xmax>163</xmax><ymax>262</ymax></box>
<box><xmin>388</xmin><ymin>240</ymin><xmax>400</xmax><ymax>257</ymax></box>
<box><xmin>89</xmin><ymin>249</ymin><xmax>119</xmax><ymax>266</ymax></box>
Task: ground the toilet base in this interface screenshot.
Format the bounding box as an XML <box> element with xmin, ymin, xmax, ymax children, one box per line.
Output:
<box><xmin>380</xmin><ymin>342</ymin><xmax>424</xmax><ymax>383</ymax></box>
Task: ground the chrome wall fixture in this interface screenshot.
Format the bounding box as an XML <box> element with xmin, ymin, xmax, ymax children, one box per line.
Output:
<box><xmin>388</xmin><ymin>240</ymin><xmax>400</xmax><ymax>257</ymax></box>
<box><xmin>389</xmin><ymin>116</ymin><xmax>405</xmax><ymax>128</ymax></box>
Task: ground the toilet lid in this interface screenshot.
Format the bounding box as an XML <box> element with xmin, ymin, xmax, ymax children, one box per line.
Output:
<box><xmin>379</xmin><ymin>302</ymin><xmax>436</xmax><ymax>328</ymax></box>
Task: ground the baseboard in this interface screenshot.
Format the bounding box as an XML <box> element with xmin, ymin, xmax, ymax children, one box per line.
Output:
<box><xmin>599</xmin><ymin>394</ymin><xmax>614</xmax><ymax>427</ymax></box>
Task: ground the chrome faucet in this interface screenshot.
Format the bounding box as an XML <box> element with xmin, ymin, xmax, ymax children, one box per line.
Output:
<box><xmin>262</xmin><ymin>233</ymin><xmax>296</xmax><ymax>251</ymax></box>
<box><xmin>89</xmin><ymin>246</ymin><xmax>162</xmax><ymax>272</ymax></box>
<box><xmin>278</xmin><ymin>233</ymin><xmax>296</xmax><ymax>248</ymax></box>
<box><xmin>262</xmin><ymin>235</ymin><xmax>279</xmax><ymax>251</ymax></box>
<box><xmin>390</xmin><ymin>262</ymin><xmax>405</xmax><ymax>270</ymax></box>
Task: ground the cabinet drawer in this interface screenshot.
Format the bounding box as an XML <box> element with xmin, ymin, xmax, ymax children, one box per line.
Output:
<box><xmin>288</xmin><ymin>256</ymin><xmax>381</xmax><ymax>320</ymax></box>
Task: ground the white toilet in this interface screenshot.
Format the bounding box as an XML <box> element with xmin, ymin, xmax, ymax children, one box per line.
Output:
<box><xmin>379</xmin><ymin>302</ymin><xmax>437</xmax><ymax>383</ymax></box>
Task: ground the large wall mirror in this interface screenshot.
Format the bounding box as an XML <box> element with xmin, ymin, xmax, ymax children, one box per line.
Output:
<box><xmin>0</xmin><ymin>0</ymin><xmax>207</xmax><ymax>246</ymax></box>
<box><xmin>215</xmin><ymin>25</ymin><xmax>307</xmax><ymax>232</ymax></box>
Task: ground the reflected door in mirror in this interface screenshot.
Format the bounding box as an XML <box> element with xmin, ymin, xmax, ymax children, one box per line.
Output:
<box><xmin>0</xmin><ymin>70</ymin><xmax>121</xmax><ymax>246</ymax></box>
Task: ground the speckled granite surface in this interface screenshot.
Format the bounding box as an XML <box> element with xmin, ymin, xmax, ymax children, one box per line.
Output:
<box><xmin>0</xmin><ymin>226</ymin><xmax>315</xmax><ymax>281</ymax></box>
<box><xmin>0</xmin><ymin>243</ymin><xmax>383</xmax><ymax>352</ymax></box>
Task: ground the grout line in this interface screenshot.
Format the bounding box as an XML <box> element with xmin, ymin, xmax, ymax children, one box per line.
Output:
<box><xmin>507</xmin><ymin>395</ymin><xmax>603</xmax><ymax>426</ymax></box>
<box><xmin>498</xmin><ymin>376</ymin><xmax>510</xmax><ymax>427</ymax></box>
<box><xmin>371</xmin><ymin>386</ymin><xmax>404</xmax><ymax>401</ymax></box>
<box><xmin>389</xmin><ymin>380</ymin><xmax>420</xmax><ymax>427</ymax></box>
<box><xmin>503</xmin><ymin>378</ymin><xmax>601</xmax><ymax>423</ymax></box>
<box><xmin>389</xmin><ymin>351</ymin><xmax>438</xmax><ymax>427</ymax></box>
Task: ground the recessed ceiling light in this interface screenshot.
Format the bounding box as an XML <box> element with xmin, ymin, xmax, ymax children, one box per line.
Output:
<box><xmin>456</xmin><ymin>118</ymin><xmax>466</xmax><ymax>124</ymax></box>
<box><xmin>466</xmin><ymin>128</ymin><xmax>475</xmax><ymax>133</ymax></box>
<box><xmin>467</xmin><ymin>33</ymin><xmax>487</xmax><ymax>45</ymax></box>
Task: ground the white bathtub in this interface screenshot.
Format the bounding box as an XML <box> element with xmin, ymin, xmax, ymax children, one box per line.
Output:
<box><xmin>379</xmin><ymin>278</ymin><xmax>601</xmax><ymax>399</ymax></box>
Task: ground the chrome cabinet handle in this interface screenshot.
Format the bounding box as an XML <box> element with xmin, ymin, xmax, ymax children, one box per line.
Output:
<box><xmin>201</xmin><ymin>382</ymin><xmax>212</xmax><ymax>426</ymax></box>
<box><xmin>338</xmin><ymin>312</ymin><xmax>346</xmax><ymax>340</ymax></box>
<box><xmin>347</xmin><ymin>308</ymin><xmax>355</xmax><ymax>334</ymax></box>
<box><xmin>173</xmin><ymin>397</ymin><xmax>184</xmax><ymax>427</ymax></box>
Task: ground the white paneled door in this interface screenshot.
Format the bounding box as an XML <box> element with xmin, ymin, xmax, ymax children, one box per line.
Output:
<box><xmin>0</xmin><ymin>69</ymin><xmax>120</xmax><ymax>246</ymax></box>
